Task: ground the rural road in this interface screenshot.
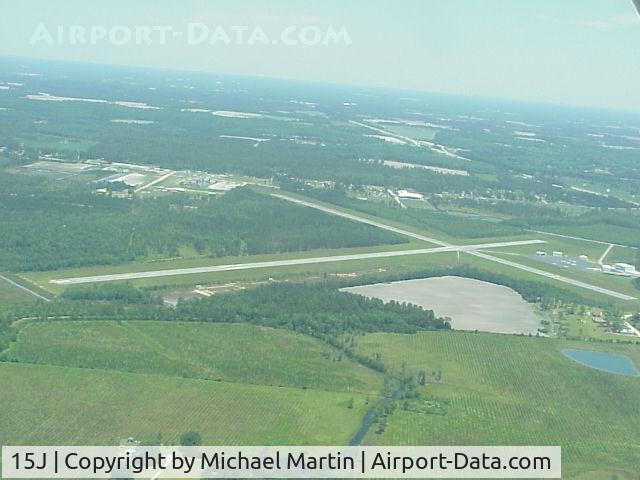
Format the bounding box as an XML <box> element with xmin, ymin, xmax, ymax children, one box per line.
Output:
<box><xmin>598</xmin><ymin>244</ymin><xmax>614</xmax><ymax>266</ymax></box>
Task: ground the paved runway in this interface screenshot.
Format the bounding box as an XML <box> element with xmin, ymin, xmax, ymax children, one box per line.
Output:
<box><xmin>49</xmin><ymin>192</ymin><xmax>637</xmax><ymax>300</ymax></box>
<box><xmin>0</xmin><ymin>274</ymin><xmax>51</xmax><ymax>302</ymax></box>
<box><xmin>51</xmin><ymin>240</ymin><xmax>543</xmax><ymax>285</ymax></box>
<box><xmin>271</xmin><ymin>193</ymin><xmax>636</xmax><ymax>301</ymax></box>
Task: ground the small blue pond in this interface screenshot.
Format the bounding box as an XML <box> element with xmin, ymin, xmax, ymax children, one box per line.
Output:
<box><xmin>562</xmin><ymin>349</ymin><xmax>640</xmax><ymax>377</ymax></box>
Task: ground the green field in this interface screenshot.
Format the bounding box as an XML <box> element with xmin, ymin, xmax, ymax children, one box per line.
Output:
<box><xmin>19</xmin><ymin>188</ymin><xmax>636</xmax><ymax>311</ymax></box>
<box><xmin>256</xmin><ymin>188</ymin><xmax>537</xmax><ymax>246</ymax></box>
<box><xmin>23</xmin><ymin>251</ymin><xmax>463</xmax><ymax>297</ymax></box>
<box><xmin>2</xmin><ymin>321</ymin><xmax>382</xmax><ymax>394</ymax></box>
<box><xmin>0</xmin><ymin>276</ymin><xmax>37</xmax><ymax>314</ymax></box>
<box><xmin>0</xmin><ymin>321</ymin><xmax>380</xmax><ymax>446</ymax></box>
<box><xmin>355</xmin><ymin>331</ymin><xmax>640</xmax><ymax>479</ymax></box>
<box><xmin>462</xmin><ymin>253</ymin><xmax>640</xmax><ymax>309</ymax></box>
<box><xmin>487</xmin><ymin>252</ymin><xmax>640</xmax><ymax>300</ymax></box>
<box><xmin>607</xmin><ymin>245</ymin><xmax>639</xmax><ymax>265</ymax></box>
<box><xmin>490</xmin><ymin>232</ymin><xmax>614</xmax><ymax>260</ymax></box>
<box><xmin>21</xmin><ymin>241</ymin><xmax>432</xmax><ymax>292</ymax></box>
<box><xmin>0</xmin><ymin>279</ymin><xmax>35</xmax><ymax>304</ymax></box>
<box><xmin>0</xmin><ymin>362</ymin><xmax>368</xmax><ymax>446</ymax></box>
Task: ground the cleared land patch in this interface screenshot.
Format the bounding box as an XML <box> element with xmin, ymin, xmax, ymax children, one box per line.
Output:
<box><xmin>343</xmin><ymin>276</ymin><xmax>541</xmax><ymax>334</ymax></box>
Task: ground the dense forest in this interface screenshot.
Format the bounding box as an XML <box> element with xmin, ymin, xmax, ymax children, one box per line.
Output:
<box><xmin>19</xmin><ymin>281</ymin><xmax>450</xmax><ymax>336</ymax></box>
<box><xmin>280</xmin><ymin>181</ymin><xmax>526</xmax><ymax>239</ymax></box>
<box><xmin>1</xmin><ymin>280</ymin><xmax>452</xmax><ymax>370</ymax></box>
<box><xmin>280</xmin><ymin>180</ymin><xmax>640</xmax><ymax>248</ymax></box>
<box><xmin>1</xmin><ymin>56</ymin><xmax>636</xmax><ymax>214</ymax></box>
<box><xmin>3</xmin><ymin>264</ymin><xmax>598</xmax><ymax>331</ymax></box>
<box><xmin>0</xmin><ymin>262</ymin><xmax>613</xmax><ymax>360</ymax></box>
<box><xmin>0</xmin><ymin>176</ymin><xmax>405</xmax><ymax>272</ymax></box>
<box><xmin>508</xmin><ymin>210</ymin><xmax>640</xmax><ymax>249</ymax></box>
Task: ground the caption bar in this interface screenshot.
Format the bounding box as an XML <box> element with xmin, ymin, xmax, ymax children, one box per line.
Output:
<box><xmin>2</xmin><ymin>446</ymin><xmax>561</xmax><ymax>479</ymax></box>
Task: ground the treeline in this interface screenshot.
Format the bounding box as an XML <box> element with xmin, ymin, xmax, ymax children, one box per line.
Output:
<box><xmin>60</xmin><ymin>282</ymin><xmax>161</xmax><ymax>304</ymax></box>
<box><xmin>1</xmin><ymin>281</ymin><xmax>450</xmax><ymax>369</ymax></box>
<box><xmin>340</xmin><ymin>264</ymin><xmax>595</xmax><ymax>308</ymax></box>
<box><xmin>281</xmin><ymin>181</ymin><xmax>525</xmax><ymax>239</ymax></box>
<box><xmin>6</xmin><ymin>264</ymin><xmax>595</xmax><ymax>331</ymax></box>
<box><xmin>16</xmin><ymin>281</ymin><xmax>450</xmax><ymax>336</ymax></box>
<box><xmin>0</xmin><ymin>315</ymin><xmax>16</xmax><ymax>353</ymax></box>
<box><xmin>440</xmin><ymin>197</ymin><xmax>562</xmax><ymax>218</ymax></box>
<box><xmin>508</xmin><ymin>209</ymin><xmax>640</xmax><ymax>249</ymax></box>
<box><xmin>3</xmin><ymin>57</ymin><xmax>637</xmax><ymax>213</ymax></box>
<box><xmin>0</xmin><ymin>176</ymin><xmax>405</xmax><ymax>272</ymax></box>
<box><xmin>1</xmin><ymin>264</ymin><xmax>599</xmax><ymax>357</ymax></box>
<box><xmin>175</xmin><ymin>282</ymin><xmax>449</xmax><ymax>336</ymax></box>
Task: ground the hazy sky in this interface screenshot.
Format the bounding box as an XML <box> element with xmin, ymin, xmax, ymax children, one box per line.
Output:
<box><xmin>1</xmin><ymin>0</ymin><xmax>639</xmax><ymax>110</ymax></box>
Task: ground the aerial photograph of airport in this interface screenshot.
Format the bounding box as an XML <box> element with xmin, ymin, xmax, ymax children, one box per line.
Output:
<box><xmin>0</xmin><ymin>1</ymin><xmax>639</xmax><ymax>479</ymax></box>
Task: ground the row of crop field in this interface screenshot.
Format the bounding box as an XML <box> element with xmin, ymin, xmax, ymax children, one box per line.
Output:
<box><xmin>0</xmin><ymin>362</ymin><xmax>369</xmax><ymax>446</ymax></box>
<box><xmin>355</xmin><ymin>331</ymin><xmax>640</xmax><ymax>478</ymax></box>
<box><xmin>2</xmin><ymin>321</ymin><xmax>383</xmax><ymax>394</ymax></box>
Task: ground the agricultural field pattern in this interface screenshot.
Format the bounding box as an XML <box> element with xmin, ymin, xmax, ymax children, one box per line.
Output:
<box><xmin>0</xmin><ymin>55</ymin><xmax>639</xmax><ymax>480</ymax></box>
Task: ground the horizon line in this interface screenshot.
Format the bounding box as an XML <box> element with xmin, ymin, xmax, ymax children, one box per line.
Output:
<box><xmin>1</xmin><ymin>53</ymin><xmax>640</xmax><ymax>115</ymax></box>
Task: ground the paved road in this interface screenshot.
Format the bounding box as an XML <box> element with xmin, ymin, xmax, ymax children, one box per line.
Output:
<box><xmin>598</xmin><ymin>244</ymin><xmax>614</xmax><ymax>265</ymax></box>
<box><xmin>135</xmin><ymin>170</ymin><xmax>175</xmax><ymax>192</ymax></box>
<box><xmin>624</xmin><ymin>321</ymin><xmax>640</xmax><ymax>338</ymax></box>
<box><xmin>0</xmin><ymin>274</ymin><xmax>51</xmax><ymax>302</ymax></box>
<box><xmin>50</xmin><ymin>241</ymin><xmax>542</xmax><ymax>285</ymax></box>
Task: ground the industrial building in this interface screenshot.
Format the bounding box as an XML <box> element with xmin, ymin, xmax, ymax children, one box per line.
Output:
<box><xmin>396</xmin><ymin>189</ymin><xmax>424</xmax><ymax>200</ymax></box>
<box><xmin>602</xmin><ymin>263</ymin><xmax>638</xmax><ymax>276</ymax></box>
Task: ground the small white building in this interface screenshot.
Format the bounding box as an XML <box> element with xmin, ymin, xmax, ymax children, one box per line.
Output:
<box><xmin>536</xmin><ymin>251</ymin><xmax>547</xmax><ymax>256</ymax></box>
<box><xmin>552</xmin><ymin>251</ymin><xmax>563</xmax><ymax>257</ymax></box>
<box><xmin>578</xmin><ymin>255</ymin><xmax>589</xmax><ymax>261</ymax></box>
<box><xmin>397</xmin><ymin>189</ymin><xmax>424</xmax><ymax>200</ymax></box>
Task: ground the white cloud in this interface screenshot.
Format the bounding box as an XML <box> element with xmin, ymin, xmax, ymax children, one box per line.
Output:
<box><xmin>537</xmin><ymin>12</ymin><xmax>639</xmax><ymax>30</ymax></box>
<box><xmin>572</xmin><ymin>13</ymin><xmax>639</xmax><ymax>29</ymax></box>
